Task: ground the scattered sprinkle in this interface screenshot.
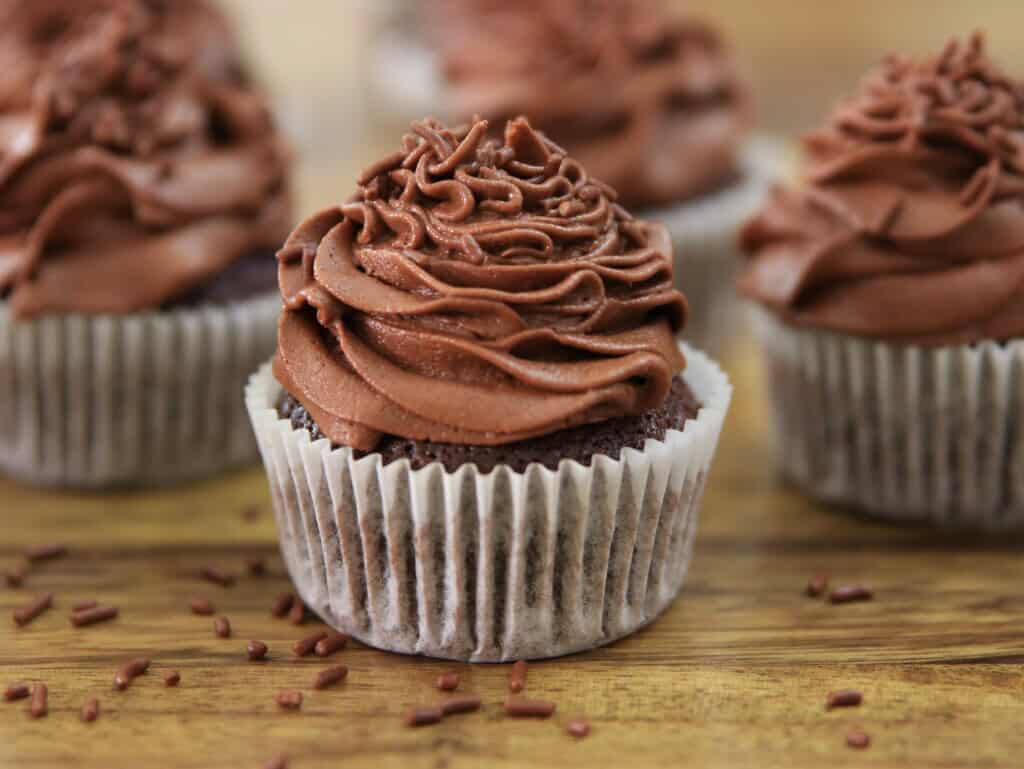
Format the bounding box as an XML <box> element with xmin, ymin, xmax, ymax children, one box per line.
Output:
<box><xmin>25</xmin><ymin>544</ymin><xmax>67</xmax><ymax>563</ymax></box>
<box><xmin>313</xmin><ymin>665</ymin><xmax>348</xmax><ymax>690</ymax></box>
<box><xmin>436</xmin><ymin>672</ymin><xmax>460</xmax><ymax>692</ymax></box>
<box><xmin>4</xmin><ymin>563</ymin><xmax>27</xmax><ymax>588</ymax></box>
<box><xmin>200</xmin><ymin>565</ymin><xmax>236</xmax><ymax>588</ymax></box>
<box><xmin>190</xmin><ymin>598</ymin><xmax>215</xmax><ymax>616</ymax></box>
<box><xmin>293</xmin><ymin>631</ymin><xmax>327</xmax><ymax>657</ymax></box>
<box><xmin>274</xmin><ymin>690</ymin><xmax>303</xmax><ymax>710</ymax></box>
<box><xmin>246</xmin><ymin>558</ymin><xmax>267</xmax><ymax>577</ymax></box>
<box><xmin>13</xmin><ymin>592</ymin><xmax>54</xmax><ymax>627</ymax></box>
<box><xmin>847</xmin><ymin>729</ymin><xmax>871</xmax><ymax>749</ymax></box>
<box><xmin>114</xmin><ymin>658</ymin><xmax>150</xmax><ymax>691</ymax></box>
<box><xmin>4</xmin><ymin>683</ymin><xmax>30</xmax><ymax>702</ymax></box>
<box><xmin>71</xmin><ymin>606</ymin><xmax>119</xmax><ymax>628</ymax></box>
<box><xmin>81</xmin><ymin>698</ymin><xmax>100</xmax><ymax>723</ymax></box>
<box><xmin>287</xmin><ymin>601</ymin><xmax>306</xmax><ymax>626</ymax></box>
<box><xmin>248</xmin><ymin>640</ymin><xmax>269</xmax><ymax>662</ymax></box>
<box><xmin>441</xmin><ymin>694</ymin><xmax>481</xmax><ymax>716</ymax></box>
<box><xmin>271</xmin><ymin>593</ymin><xmax>295</xmax><ymax>619</ymax></box>
<box><xmin>826</xmin><ymin>689</ymin><xmax>863</xmax><ymax>710</ymax></box>
<box><xmin>508</xmin><ymin>660</ymin><xmax>528</xmax><ymax>694</ymax></box>
<box><xmin>214</xmin><ymin>616</ymin><xmax>232</xmax><ymax>639</ymax></box>
<box><xmin>505</xmin><ymin>697</ymin><xmax>556</xmax><ymax>718</ymax></box>
<box><xmin>806</xmin><ymin>575</ymin><xmax>829</xmax><ymax>598</ymax></box>
<box><xmin>314</xmin><ymin>632</ymin><xmax>348</xmax><ymax>658</ymax></box>
<box><xmin>829</xmin><ymin>585</ymin><xmax>873</xmax><ymax>604</ymax></box>
<box><xmin>566</xmin><ymin>718</ymin><xmax>591</xmax><ymax>738</ymax></box>
<box><xmin>405</xmin><ymin>705</ymin><xmax>444</xmax><ymax>727</ymax></box>
<box><xmin>164</xmin><ymin>671</ymin><xmax>181</xmax><ymax>687</ymax></box>
<box><xmin>29</xmin><ymin>683</ymin><xmax>48</xmax><ymax>718</ymax></box>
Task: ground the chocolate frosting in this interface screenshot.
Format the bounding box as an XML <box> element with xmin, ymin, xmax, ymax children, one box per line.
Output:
<box><xmin>741</xmin><ymin>35</ymin><xmax>1024</xmax><ymax>346</ymax></box>
<box><xmin>0</xmin><ymin>0</ymin><xmax>290</xmax><ymax>318</ymax></box>
<box><xmin>274</xmin><ymin>117</ymin><xmax>688</xmax><ymax>451</ymax></box>
<box><xmin>435</xmin><ymin>0</ymin><xmax>749</xmax><ymax>210</ymax></box>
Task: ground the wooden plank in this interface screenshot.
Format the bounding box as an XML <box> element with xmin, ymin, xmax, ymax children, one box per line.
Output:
<box><xmin>3</xmin><ymin>347</ymin><xmax>1023</xmax><ymax>768</ymax></box>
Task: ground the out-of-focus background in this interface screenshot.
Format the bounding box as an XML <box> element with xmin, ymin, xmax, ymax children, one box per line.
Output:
<box><xmin>217</xmin><ymin>0</ymin><xmax>1024</xmax><ymax>211</ymax></box>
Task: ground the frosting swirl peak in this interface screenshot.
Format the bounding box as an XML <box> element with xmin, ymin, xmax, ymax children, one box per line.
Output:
<box><xmin>0</xmin><ymin>0</ymin><xmax>290</xmax><ymax>318</ymax></box>
<box><xmin>741</xmin><ymin>34</ymin><xmax>1024</xmax><ymax>345</ymax></box>
<box><xmin>274</xmin><ymin>117</ymin><xmax>688</xmax><ymax>451</ymax></box>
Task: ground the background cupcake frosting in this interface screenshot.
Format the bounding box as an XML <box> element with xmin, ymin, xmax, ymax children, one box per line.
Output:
<box><xmin>0</xmin><ymin>0</ymin><xmax>290</xmax><ymax>317</ymax></box>
<box><xmin>741</xmin><ymin>34</ymin><xmax>1024</xmax><ymax>346</ymax></box>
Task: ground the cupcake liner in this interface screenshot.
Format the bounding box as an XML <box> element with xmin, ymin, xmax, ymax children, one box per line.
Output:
<box><xmin>0</xmin><ymin>294</ymin><xmax>280</xmax><ymax>488</ymax></box>
<box><xmin>246</xmin><ymin>344</ymin><xmax>732</xmax><ymax>661</ymax></box>
<box><xmin>752</xmin><ymin>307</ymin><xmax>1024</xmax><ymax>530</ymax></box>
<box><xmin>652</xmin><ymin>136</ymin><xmax>790</xmax><ymax>356</ymax></box>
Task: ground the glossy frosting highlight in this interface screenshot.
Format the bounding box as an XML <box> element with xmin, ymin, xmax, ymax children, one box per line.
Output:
<box><xmin>436</xmin><ymin>0</ymin><xmax>749</xmax><ymax>210</ymax></box>
<box><xmin>741</xmin><ymin>34</ymin><xmax>1024</xmax><ymax>345</ymax></box>
<box><xmin>0</xmin><ymin>0</ymin><xmax>290</xmax><ymax>318</ymax></box>
<box><xmin>275</xmin><ymin>117</ymin><xmax>688</xmax><ymax>451</ymax></box>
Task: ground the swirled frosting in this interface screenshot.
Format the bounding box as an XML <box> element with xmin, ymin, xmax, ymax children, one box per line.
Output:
<box><xmin>435</xmin><ymin>0</ymin><xmax>749</xmax><ymax>210</ymax></box>
<box><xmin>0</xmin><ymin>0</ymin><xmax>290</xmax><ymax>319</ymax></box>
<box><xmin>274</xmin><ymin>117</ymin><xmax>688</xmax><ymax>451</ymax></box>
<box><xmin>741</xmin><ymin>35</ymin><xmax>1024</xmax><ymax>345</ymax></box>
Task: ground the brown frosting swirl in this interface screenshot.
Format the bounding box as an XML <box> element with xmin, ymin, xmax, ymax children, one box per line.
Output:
<box><xmin>0</xmin><ymin>0</ymin><xmax>290</xmax><ymax>318</ymax></box>
<box><xmin>274</xmin><ymin>117</ymin><xmax>688</xmax><ymax>451</ymax></box>
<box><xmin>434</xmin><ymin>0</ymin><xmax>749</xmax><ymax>210</ymax></box>
<box><xmin>741</xmin><ymin>34</ymin><xmax>1024</xmax><ymax>346</ymax></box>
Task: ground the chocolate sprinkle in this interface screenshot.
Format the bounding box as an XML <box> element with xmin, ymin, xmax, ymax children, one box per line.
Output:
<box><xmin>271</xmin><ymin>593</ymin><xmax>295</xmax><ymax>618</ymax></box>
<box><xmin>806</xmin><ymin>575</ymin><xmax>829</xmax><ymax>598</ymax></box>
<box><xmin>313</xmin><ymin>665</ymin><xmax>348</xmax><ymax>690</ymax></box>
<box><xmin>847</xmin><ymin>729</ymin><xmax>871</xmax><ymax>749</ymax></box>
<box><xmin>71</xmin><ymin>606</ymin><xmax>119</xmax><ymax>627</ymax></box>
<box><xmin>826</xmin><ymin>689</ymin><xmax>863</xmax><ymax>710</ymax></box>
<box><xmin>13</xmin><ymin>592</ymin><xmax>54</xmax><ymax>627</ymax></box>
<box><xmin>505</xmin><ymin>697</ymin><xmax>556</xmax><ymax>718</ymax></box>
<box><xmin>248</xmin><ymin>640</ymin><xmax>269</xmax><ymax>662</ymax></box>
<box><xmin>508</xmin><ymin>660</ymin><xmax>528</xmax><ymax>694</ymax></box>
<box><xmin>293</xmin><ymin>631</ymin><xmax>328</xmax><ymax>657</ymax></box>
<box><xmin>405</xmin><ymin>706</ymin><xmax>444</xmax><ymax>727</ymax></box>
<box><xmin>314</xmin><ymin>632</ymin><xmax>348</xmax><ymax>658</ymax></box>
<box><xmin>25</xmin><ymin>543</ymin><xmax>67</xmax><ymax>563</ymax></box>
<box><xmin>114</xmin><ymin>658</ymin><xmax>150</xmax><ymax>691</ymax></box>
<box><xmin>567</xmin><ymin>718</ymin><xmax>591</xmax><ymax>738</ymax></box>
<box><xmin>214</xmin><ymin>617</ymin><xmax>232</xmax><ymax>638</ymax></box>
<box><xmin>437</xmin><ymin>673</ymin><xmax>460</xmax><ymax>692</ymax></box>
<box><xmin>829</xmin><ymin>585</ymin><xmax>873</xmax><ymax>604</ymax></box>
<box><xmin>274</xmin><ymin>690</ymin><xmax>303</xmax><ymax>710</ymax></box>
<box><xmin>164</xmin><ymin>671</ymin><xmax>181</xmax><ymax>687</ymax></box>
<box><xmin>200</xmin><ymin>566</ymin><xmax>236</xmax><ymax>588</ymax></box>
<box><xmin>4</xmin><ymin>683</ymin><xmax>30</xmax><ymax>702</ymax></box>
<box><xmin>81</xmin><ymin>698</ymin><xmax>100</xmax><ymax>723</ymax></box>
<box><xmin>190</xmin><ymin>598</ymin><xmax>215</xmax><ymax>616</ymax></box>
<box><xmin>441</xmin><ymin>694</ymin><xmax>481</xmax><ymax>716</ymax></box>
<box><xmin>29</xmin><ymin>683</ymin><xmax>48</xmax><ymax>718</ymax></box>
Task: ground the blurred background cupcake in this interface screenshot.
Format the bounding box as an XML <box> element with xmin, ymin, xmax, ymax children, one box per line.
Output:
<box><xmin>0</xmin><ymin>0</ymin><xmax>291</xmax><ymax>487</ymax></box>
<box><xmin>368</xmin><ymin>0</ymin><xmax>784</xmax><ymax>355</ymax></box>
<box><xmin>740</xmin><ymin>34</ymin><xmax>1024</xmax><ymax>530</ymax></box>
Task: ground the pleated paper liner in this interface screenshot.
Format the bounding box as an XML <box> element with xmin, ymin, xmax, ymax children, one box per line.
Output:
<box><xmin>0</xmin><ymin>294</ymin><xmax>280</xmax><ymax>488</ymax></box>
<box><xmin>654</xmin><ymin>137</ymin><xmax>789</xmax><ymax>356</ymax></box>
<box><xmin>247</xmin><ymin>344</ymin><xmax>732</xmax><ymax>661</ymax></box>
<box><xmin>753</xmin><ymin>307</ymin><xmax>1024</xmax><ymax>530</ymax></box>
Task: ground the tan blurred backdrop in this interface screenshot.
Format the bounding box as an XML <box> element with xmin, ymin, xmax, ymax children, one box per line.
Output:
<box><xmin>217</xmin><ymin>0</ymin><xmax>1024</xmax><ymax>210</ymax></box>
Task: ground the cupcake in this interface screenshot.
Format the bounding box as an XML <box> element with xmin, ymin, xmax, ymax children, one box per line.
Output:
<box><xmin>740</xmin><ymin>34</ymin><xmax>1024</xmax><ymax>529</ymax></box>
<box><xmin>247</xmin><ymin>116</ymin><xmax>732</xmax><ymax>660</ymax></box>
<box><xmin>0</xmin><ymin>0</ymin><xmax>291</xmax><ymax>487</ymax></box>
<box><xmin>372</xmin><ymin>0</ymin><xmax>782</xmax><ymax>353</ymax></box>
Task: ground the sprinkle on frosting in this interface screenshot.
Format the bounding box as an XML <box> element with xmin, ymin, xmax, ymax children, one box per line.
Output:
<box><xmin>741</xmin><ymin>33</ymin><xmax>1024</xmax><ymax>345</ymax></box>
<box><xmin>436</xmin><ymin>0</ymin><xmax>749</xmax><ymax>209</ymax></box>
<box><xmin>274</xmin><ymin>117</ymin><xmax>688</xmax><ymax>451</ymax></box>
<box><xmin>0</xmin><ymin>0</ymin><xmax>290</xmax><ymax>318</ymax></box>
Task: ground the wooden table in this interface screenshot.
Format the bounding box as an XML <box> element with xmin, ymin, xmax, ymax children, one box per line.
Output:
<box><xmin>3</xmin><ymin>344</ymin><xmax>1023</xmax><ymax>769</ymax></box>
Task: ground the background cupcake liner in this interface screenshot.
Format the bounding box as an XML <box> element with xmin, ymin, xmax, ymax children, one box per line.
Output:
<box><xmin>246</xmin><ymin>344</ymin><xmax>732</xmax><ymax>661</ymax></box>
<box><xmin>753</xmin><ymin>308</ymin><xmax>1024</xmax><ymax>530</ymax></box>
<box><xmin>0</xmin><ymin>294</ymin><xmax>280</xmax><ymax>489</ymax></box>
<box><xmin>652</xmin><ymin>137</ymin><xmax>789</xmax><ymax>357</ymax></box>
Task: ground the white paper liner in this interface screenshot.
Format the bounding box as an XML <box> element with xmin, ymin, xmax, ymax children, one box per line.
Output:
<box><xmin>651</xmin><ymin>137</ymin><xmax>789</xmax><ymax>356</ymax></box>
<box><xmin>0</xmin><ymin>294</ymin><xmax>280</xmax><ymax>488</ymax></box>
<box><xmin>246</xmin><ymin>344</ymin><xmax>732</xmax><ymax>661</ymax></box>
<box><xmin>753</xmin><ymin>307</ymin><xmax>1024</xmax><ymax>530</ymax></box>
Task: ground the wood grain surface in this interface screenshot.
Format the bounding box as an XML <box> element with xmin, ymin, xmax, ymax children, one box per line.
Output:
<box><xmin>3</xmin><ymin>346</ymin><xmax>1024</xmax><ymax>769</ymax></box>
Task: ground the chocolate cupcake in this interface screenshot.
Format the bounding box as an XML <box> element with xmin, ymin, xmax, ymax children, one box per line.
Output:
<box><xmin>0</xmin><ymin>0</ymin><xmax>291</xmax><ymax>487</ymax></box>
<box><xmin>371</xmin><ymin>0</ymin><xmax>783</xmax><ymax>353</ymax></box>
<box><xmin>247</xmin><ymin>117</ymin><xmax>732</xmax><ymax>660</ymax></box>
<box><xmin>740</xmin><ymin>34</ymin><xmax>1024</xmax><ymax>529</ymax></box>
